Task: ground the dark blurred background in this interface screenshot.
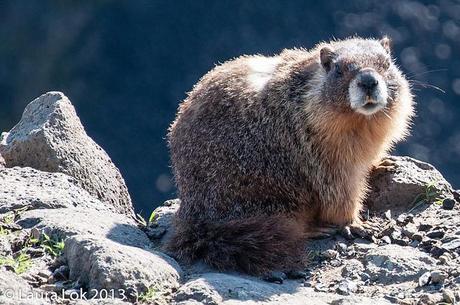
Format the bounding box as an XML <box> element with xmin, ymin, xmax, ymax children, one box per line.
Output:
<box><xmin>1</xmin><ymin>0</ymin><xmax>458</xmax><ymax>216</ymax></box>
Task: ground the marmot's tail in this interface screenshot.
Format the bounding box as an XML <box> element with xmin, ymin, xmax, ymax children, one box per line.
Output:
<box><xmin>165</xmin><ymin>215</ymin><xmax>307</xmax><ymax>275</ymax></box>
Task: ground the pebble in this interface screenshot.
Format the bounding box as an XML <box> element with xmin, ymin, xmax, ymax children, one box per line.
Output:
<box><xmin>384</xmin><ymin>210</ymin><xmax>392</xmax><ymax>220</ymax></box>
<box><xmin>396</xmin><ymin>214</ymin><xmax>413</xmax><ymax>225</ymax></box>
<box><xmin>392</xmin><ymin>237</ymin><xmax>409</xmax><ymax>246</ymax></box>
<box><xmin>442</xmin><ymin>238</ymin><xmax>460</xmax><ymax>251</ymax></box>
<box><xmin>336</xmin><ymin>242</ymin><xmax>348</xmax><ymax>253</ymax></box>
<box><xmin>381</xmin><ymin>236</ymin><xmax>391</xmax><ymax>244</ymax></box>
<box><xmin>438</xmin><ymin>253</ymin><xmax>451</xmax><ymax>264</ymax></box>
<box><xmin>442</xmin><ymin>198</ymin><xmax>456</xmax><ymax>210</ymax></box>
<box><xmin>391</xmin><ymin>229</ymin><xmax>402</xmax><ymax>240</ymax></box>
<box><xmin>330</xmin><ymin>259</ymin><xmax>342</xmax><ymax>267</ymax></box>
<box><xmin>63</xmin><ymin>289</ymin><xmax>81</xmax><ymax>299</ymax></box>
<box><xmin>430</xmin><ymin>245</ymin><xmax>447</xmax><ymax>258</ymax></box>
<box><xmin>430</xmin><ymin>270</ymin><xmax>447</xmax><ymax>284</ymax></box>
<box><xmin>426</xmin><ymin>230</ymin><xmax>445</xmax><ymax>239</ymax></box>
<box><xmin>442</xmin><ymin>289</ymin><xmax>456</xmax><ymax>303</ymax></box>
<box><xmin>323</xmin><ymin>249</ymin><xmax>338</xmax><ymax>259</ymax></box>
<box><xmin>402</xmin><ymin>224</ymin><xmax>417</xmax><ymax>239</ymax></box>
<box><xmin>336</xmin><ymin>279</ymin><xmax>357</xmax><ymax>295</ymax></box>
<box><xmin>30</xmin><ymin>228</ymin><xmax>41</xmax><ymax>240</ymax></box>
<box><xmin>419</xmin><ymin>223</ymin><xmax>433</xmax><ymax>232</ymax></box>
<box><xmin>341</xmin><ymin>226</ymin><xmax>353</xmax><ymax>240</ymax></box>
<box><xmin>314</xmin><ymin>282</ymin><xmax>328</xmax><ymax>292</ymax></box>
<box><xmin>412</xmin><ymin>232</ymin><xmax>424</xmax><ymax>241</ymax></box>
<box><xmin>418</xmin><ymin>293</ymin><xmax>443</xmax><ymax>305</ymax></box>
<box><xmin>418</xmin><ymin>271</ymin><xmax>431</xmax><ymax>287</ymax></box>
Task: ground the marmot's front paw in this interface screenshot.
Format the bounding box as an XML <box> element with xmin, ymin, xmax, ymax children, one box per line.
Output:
<box><xmin>306</xmin><ymin>224</ymin><xmax>339</xmax><ymax>239</ymax></box>
<box><xmin>341</xmin><ymin>220</ymin><xmax>379</xmax><ymax>240</ymax></box>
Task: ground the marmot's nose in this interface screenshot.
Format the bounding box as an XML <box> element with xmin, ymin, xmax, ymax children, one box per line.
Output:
<box><xmin>358</xmin><ymin>72</ymin><xmax>378</xmax><ymax>94</ymax></box>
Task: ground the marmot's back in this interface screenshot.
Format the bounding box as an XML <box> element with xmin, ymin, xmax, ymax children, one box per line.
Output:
<box><xmin>166</xmin><ymin>37</ymin><xmax>414</xmax><ymax>274</ymax></box>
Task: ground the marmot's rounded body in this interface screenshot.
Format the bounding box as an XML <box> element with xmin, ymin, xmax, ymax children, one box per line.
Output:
<box><xmin>167</xmin><ymin>37</ymin><xmax>414</xmax><ymax>274</ymax></box>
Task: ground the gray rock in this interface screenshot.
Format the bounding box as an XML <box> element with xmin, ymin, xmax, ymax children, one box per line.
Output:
<box><xmin>174</xmin><ymin>273</ymin><xmax>392</xmax><ymax>305</ymax></box>
<box><xmin>145</xmin><ymin>199</ymin><xmax>180</xmax><ymax>244</ymax></box>
<box><xmin>323</xmin><ymin>249</ymin><xmax>339</xmax><ymax>259</ymax></box>
<box><xmin>442</xmin><ymin>289</ymin><xmax>456</xmax><ymax>304</ymax></box>
<box><xmin>417</xmin><ymin>293</ymin><xmax>443</xmax><ymax>305</ymax></box>
<box><xmin>17</xmin><ymin>208</ymin><xmax>149</xmax><ymax>248</ymax></box>
<box><xmin>363</xmin><ymin>244</ymin><xmax>436</xmax><ymax>284</ymax></box>
<box><xmin>0</xmin><ymin>153</ymin><xmax>5</xmax><ymax>168</ymax></box>
<box><xmin>64</xmin><ymin>235</ymin><xmax>182</xmax><ymax>302</ymax></box>
<box><xmin>0</xmin><ymin>167</ymin><xmax>110</xmax><ymax>214</ymax></box>
<box><xmin>0</xmin><ymin>92</ymin><xmax>133</xmax><ymax>215</ymax></box>
<box><xmin>366</xmin><ymin>156</ymin><xmax>453</xmax><ymax>212</ymax></box>
<box><xmin>430</xmin><ymin>270</ymin><xmax>447</xmax><ymax>284</ymax></box>
<box><xmin>418</xmin><ymin>271</ymin><xmax>431</xmax><ymax>287</ymax></box>
<box><xmin>442</xmin><ymin>238</ymin><xmax>460</xmax><ymax>250</ymax></box>
<box><xmin>426</xmin><ymin>230</ymin><xmax>445</xmax><ymax>239</ymax></box>
<box><xmin>337</xmin><ymin>279</ymin><xmax>358</xmax><ymax>295</ymax></box>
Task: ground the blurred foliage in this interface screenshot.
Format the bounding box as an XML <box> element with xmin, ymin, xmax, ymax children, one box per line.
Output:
<box><xmin>0</xmin><ymin>0</ymin><xmax>459</xmax><ymax>215</ymax></box>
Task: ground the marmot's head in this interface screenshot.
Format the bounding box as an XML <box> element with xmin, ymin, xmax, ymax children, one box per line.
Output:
<box><xmin>318</xmin><ymin>37</ymin><xmax>405</xmax><ymax>116</ymax></box>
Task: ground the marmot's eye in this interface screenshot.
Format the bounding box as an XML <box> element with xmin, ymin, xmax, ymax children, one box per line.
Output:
<box><xmin>335</xmin><ymin>63</ymin><xmax>343</xmax><ymax>76</ymax></box>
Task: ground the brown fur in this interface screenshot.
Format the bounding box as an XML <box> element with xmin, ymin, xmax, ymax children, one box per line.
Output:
<box><xmin>166</xmin><ymin>37</ymin><xmax>414</xmax><ymax>274</ymax></box>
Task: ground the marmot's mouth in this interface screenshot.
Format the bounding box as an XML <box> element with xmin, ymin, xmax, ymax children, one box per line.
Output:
<box><xmin>348</xmin><ymin>72</ymin><xmax>388</xmax><ymax>116</ymax></box>
<box><xmin>362</xmin><ymin>102</ymin><xmax>380</xmax><ymax>111</ymax></box>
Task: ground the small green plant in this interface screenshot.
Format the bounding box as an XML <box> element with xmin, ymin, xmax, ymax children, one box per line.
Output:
<box><xmin>136</xmin><ymin>210</ymin><xmax>158</xmax><ymax>228</ymax></box>
<box><xmin>40</xmin><ymin>233</ymin><xmax>65</xmax><ymax>257</ymax></box>
<box><xmin>137</xmin><ymin>286</ymin><xmax>159</xmax><ymax>303</ymax></box>
<box><xmin>1</xmin><ymin>213</ymin><xmax>14</xmax><ymax>224</ymax></box>
<box><xmin>0</xmin><ymin>227</ymin><xmax>10</xmax><ymax>236</ymax></box>
<box><xmin>1</xmin><ymin>206</ymin><xmax>29</xmax><ymax>224</ymax></box>
<box><xmin>136</xmin><ymin>213</ymin><xmax>148</xmax><ymax>227</ymax></box>
<box><xmin>148</xmin><ymin>211</ymin><xmax>157</xmax><ymax>224</ymax></box>
<box><xmin>409</xmin><ymin>182</ymin><xmax>443</xmax><ymax>212</ymax></box>
<box><xmin>0</xmin><ymin>252</ymin><xmax>32</xmax><ymax>274</ymax></box>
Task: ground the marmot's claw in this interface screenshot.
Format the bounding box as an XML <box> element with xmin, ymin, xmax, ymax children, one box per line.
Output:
<box><xmin>342</xmin><ymin>221</ymin><xmax>379</xmax><ymax>240</ymax></box>
<box><xmin>307</xmin><ymin>225</ymin><xmax>339</xmax><ymax>239</ymax></box>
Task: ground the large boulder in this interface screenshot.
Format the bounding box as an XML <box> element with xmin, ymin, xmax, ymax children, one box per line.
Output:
<box><xmin>0</xmin><ymin>92</ymin><xmax>133</xmax><ymax>215</ymax></box>
<box><xmin>366</xmin><ymin>156</ymin><xmax>454</xmax><ymax>212</ymax></box>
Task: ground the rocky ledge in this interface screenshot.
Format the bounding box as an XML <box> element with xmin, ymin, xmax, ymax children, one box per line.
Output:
<box><xmin>0</xmin><ymin>92</ymin><xmax>459</xmax><ymax>305</ymax></box>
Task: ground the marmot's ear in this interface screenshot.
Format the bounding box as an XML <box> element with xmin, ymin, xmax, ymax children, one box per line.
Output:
<box><xmin>380</xmin><ymin>36</ymin><xmax>392</xmax><ymax>53</ymax></box>
<box><xmin>320</xmin><ymin>47</ymin><xmax>336</xmax><ymax>72</ymax></box>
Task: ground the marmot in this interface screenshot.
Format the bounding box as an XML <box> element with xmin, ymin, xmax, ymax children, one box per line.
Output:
<box><xmin>166</xmin><ymin>37</ymin><xmax>414</xmax><ymax>274</ymax></box>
